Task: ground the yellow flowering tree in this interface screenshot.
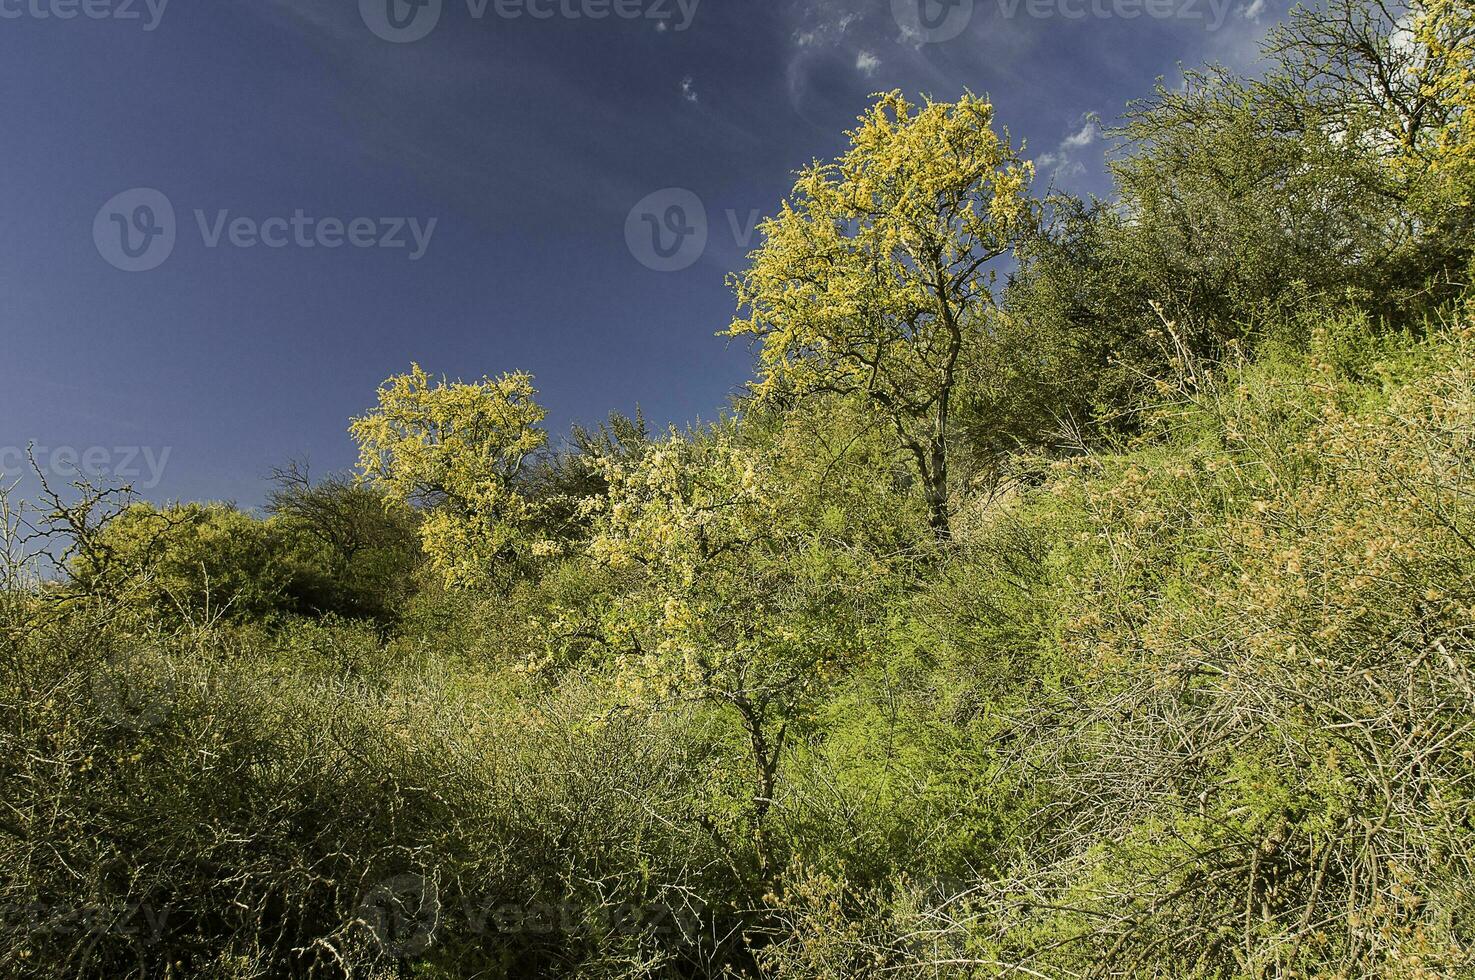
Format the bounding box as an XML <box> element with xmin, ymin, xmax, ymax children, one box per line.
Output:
<box><xmin>584</xmin><ymin>421</ymin><xmax>886</xmax><ymax>878</ymax></box>
<box><xmin>1414</xmin><ymin>0</ymin><xmax>1475</xmax><ymax>183</ymax></box>
<box><xmin>350</xmin><ymin>364</ymin><xmax>546</xmax><ymax>589</ymax></box>
<box><xmin>726</xmin><ymin>91</ymin><xmax>1035</xmax><ymax>540</ymax></box>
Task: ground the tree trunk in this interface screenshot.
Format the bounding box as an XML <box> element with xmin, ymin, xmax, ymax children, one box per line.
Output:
<box><xmin>735</xmin><ymin>697</ymin><xmax>783</xmax><ymax>883</ymax></box>
<box><xmin>926</xmin><ymin>403</ymin><xmax>952</xmax><ymax>541</ymax></box>
<box><xmin>925</xmin><ymin>485</ymin><xmax>951</xmax><ymax>541</ymax></box>
<box><xmin>902</xmin><ymin>432</ymin><xmax>952</xmax><ymax>542</ymax></box>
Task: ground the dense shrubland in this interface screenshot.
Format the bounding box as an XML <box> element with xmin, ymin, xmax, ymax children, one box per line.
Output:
<box><xmin>3</xmin><ymin>1</ymin><xmax>1474</xmax><ymax>976</ymax></box>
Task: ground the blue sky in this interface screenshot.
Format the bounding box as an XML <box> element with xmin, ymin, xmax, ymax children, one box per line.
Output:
<box><xmin>1</xmin><ymin>0</ymin><xmax>1283</xmax><ymax>508</ymax></box>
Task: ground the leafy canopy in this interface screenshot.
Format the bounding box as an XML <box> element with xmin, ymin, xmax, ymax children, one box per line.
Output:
<box><xmin>350</xmin><ymin>364</ymin><xmax>547</xmax><ymax>589</ymax></box>
<box><xmin>581</xmin><ymin>418</ymin><xmax>895</xmax><ymax>876</ymax></box>
<box><xmin>1415</xmin><ymin>0</ymin><xmax>1475</xmax><ymax>182</ymax></box>
<box><xmin>726</xmin><ymin>91</ymin><xmax>1035</xmax><ymax>537</ymax></box>
<box><xmin>584</xmin><ymin>423</ymin><xmax>876</xmax><ymax>704</ymax></box>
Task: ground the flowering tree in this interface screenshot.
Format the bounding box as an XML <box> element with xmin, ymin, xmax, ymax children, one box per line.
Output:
<box><xmin>350</xmin><ymin>364</ymin><xmax>546</xmax><ymax>589</ymax></box>
<box><xmin>726</xmin><ymin>91</ymin><xmax>1035</xmax><ymax>540</ymax></box>
<box><xmin>1414</xmin><ymin>0</ymin><xmax>1475</xmax><ymax>182</ymax></box>
<box><xmin>583</xmin><ymin>421</ymin><xmax>886</xmax><ymax>878</ymax></box>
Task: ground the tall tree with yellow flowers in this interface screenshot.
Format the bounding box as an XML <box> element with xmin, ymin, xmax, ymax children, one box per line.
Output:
<box><xmin>726</xmin><ymin>91</ymin><xmax>1035</xmax><ymax>540</ymax></box>
<box><xmin>1415</xmin><ymin>0</ymin><xmax>1475</xmax><ymax>185</ymax></box>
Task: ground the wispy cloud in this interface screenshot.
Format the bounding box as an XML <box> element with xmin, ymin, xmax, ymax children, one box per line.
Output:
<box><xmin>793</xmin><ymin>7</ymin><xmax>860</xmax><ymax>47</ymax></box>
<box><xmin>681</xmin><ymin>75</ymin><xmax>699</xmax><ymax>103</ymax></box>
<box><xmin>1036</xmin><ymin>113</ymin><xmax>1099</xmax><ymax>185</ymax></box>
<box><xmin>1062</xmin><ymin>120</ymin><xmax>1096</xmax><ymax>149</ymax></box>
<box><xmin>856</xmin><ymin>50</ymin><xmax>881</xmax><ymax>76</ymax></box>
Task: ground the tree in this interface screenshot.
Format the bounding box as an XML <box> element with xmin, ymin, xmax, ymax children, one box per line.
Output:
<box><xmin>1413</xmin><ymin>0</ymin><xmax>1475</xmax><ymax>183</ymax></box>
<box><xmin>520</xmin><ymin>409</ymin><xmax>650</xmax><ymax>543</ymax></box>
<box><xmin>267</xmin><ymin>462</ymin><xmax>423</xmax><ymax>624</ymax></box>
<box><xmin>583</xmin><ymin>420</ymin><xmax>891</xmax><ymax>879</ymax></box>
<box><xmin>1111</xmin><ymin>63</ymin><xmax>1403</xmax><ymax>325</ymax></box>
<box><xmin>726</xmin><ymin>91</ymin><xmax>1036</xmax><ymax>540</ymax></box>
<box><xmin>69</xmin><ymin>502</ymin><xmax>295</xmax><ymax>623</ymax></box>
<box><xmin>350</xmin><ymin>365</ymin><xmax>547</xmax><ymax>590</ymax></box>
<box><xmin>1264</xmin><ymin>0</ymin><xmax>1434</xmax><ymax>154</ymax></box>
<box><xmin>1000</xmin><ymin>0</ymin><xmax>1475</xmax><ymax>423</ymax></box>
<box><xmin>1255</xmin><ymin>0</ymin><xmax>1475</xmax><ymax>289</ymax></box>
<box><xmin>996</xmin><ymin>197</ymin><xmax>1168</xmax><ymax>441</ymax></box>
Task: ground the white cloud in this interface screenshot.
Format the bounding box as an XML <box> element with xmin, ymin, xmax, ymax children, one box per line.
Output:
<box><xmin>1242</xmin><ymin>0</ymin><xmax>1265</xmax><ymax>20</ymax></box>
<box><xmin>791</xmin><ymin>7</ymin><xmax>861</xmax><ymax>48</ymax></box>
<box><xmin>1037</xmin><ymin>113</ymin><xmax>1100</xmax><ymax>186</ymax></box>
<box><xmin>680</xmin><ymin>75</ymin><xmax>698</xmax><ymax>103</ymax></box>
<box><xmin>1062</xmin><ymin>120</ymin><xmax>1096</xmax><ymax>149</ymax></box>
<box><xmin>856</xmin><ymin>50</ymin><xmax>881</xmax><ymax>76</ymax></box>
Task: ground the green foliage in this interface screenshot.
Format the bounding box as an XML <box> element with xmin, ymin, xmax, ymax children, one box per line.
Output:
<box><xmin>522</xmin><ymin>409</ymin><xmax>651</xmax><ymax>542</ymax></box>
<box><xmin>267</xmin><ymin>464</ymin><xmax>423</xmax><ymax>626</ymax></box>
<box><xmin>65</xmin><ymin>484</ymin><xmax>422</xmax><ymax>629</ymax></box>
<box><xmin>0</xmin><ymin>608</ymin><xmax>739</xmax><ymax>978</ymax></box>
<box><xmin>1002</xmin><ymin>0</ymin><xmax>1475</xmax><ymax>453</ymax></box>
<box><xmin>760</xmin><ymin>319</ymin><xmax>1475</xmax><ymax>979</ymax></box>
<box><xmin>9</xmin><ymin>6</ymin><xmax>1475</xmax><ymax>977</ymax></box>
<box><xmin>580</xmin><ymin>415</ymin><xmax>904</xmax><ymax>878</ymax></box>
<box><xmin>70</xmin><ymin>501</ymin><xmax>298</xmax><ymax>623</ymax></box>
<box><xmin>1122</xmin><ymin>70</ymin><xmax>1391</xmax><ymax>322</ymax></box>
<box><xmin>727</xmin><ymin>91</ymin><xmax>1035</xmax><ymax>538</ymax></box>
<box><xmin>350</xmin><ymin>364</ymin><xmax>548</xmax><ymax>590</ymax></box>
<box><xmin>1416</xmin><ymin>0</ymin><xmax>1475</xmax><ymax>183</ymax></box>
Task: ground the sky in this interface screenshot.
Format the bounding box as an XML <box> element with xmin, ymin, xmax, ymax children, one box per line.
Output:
<box><xmin>1</xmin><ymin>0</ymin><xmax>1286</xmax><ymax>509</ymax></box>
